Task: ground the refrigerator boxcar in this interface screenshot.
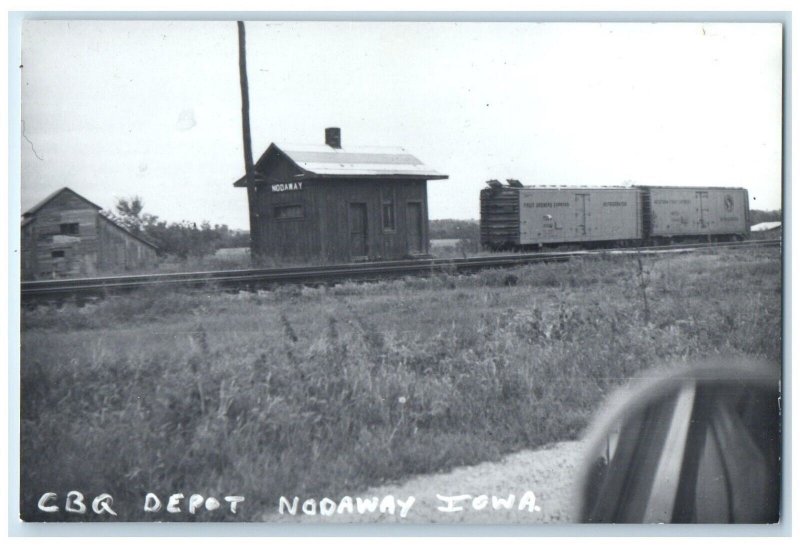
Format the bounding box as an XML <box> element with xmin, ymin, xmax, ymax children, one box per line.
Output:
<box><xmin>481</xmin><ymin>185</ymin><xmax>643</xmax><ymax>249</ymax></box>
<box><xmin>518</xmin><ymin>187</ymin><xmax>642</xmax><ymax>246</ymax></box>
<box><xmin>480</xmin><ymin>183</ymin><xmax>750</xmax><ymax>250</ymax></box>
<box><xmin>644</xmin><ymin>186</ymin><xmax>750</xmax><ymax>241</ymax></box>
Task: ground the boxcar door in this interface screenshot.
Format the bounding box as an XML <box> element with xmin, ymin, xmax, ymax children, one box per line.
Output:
<box><xmin>575</xmin><ymin>193</ymin><xmax>590</xmax><ymax>239</ymax></box>
<box><xmin>407</xmin><ymin>202</ymin><xmax>424</xmax><ymax>254</ymax></box>
<box><xmin>695</xmin><ymin>191</ymin><xmax>709</xmax><ymax>230</ymax></box>
<box><xmin>349</xmin><ymin>202</ymin><xmax>368</xmax><ymax>259</ymax></box>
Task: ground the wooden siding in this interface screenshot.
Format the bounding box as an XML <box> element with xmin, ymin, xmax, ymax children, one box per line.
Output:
<box><xmin>317</xmin><ymin>179</ymin><xmax>429</xmax><ymax>262</ymax></box>
<box><xmin>21</xmin><ymin>189</ymin><xmax>158</xmax><ymax>280</ymax></box>
<box><xmin>480</xmin><ymin>187</ymin><xmax>521</xmax><ymax>249</ymax></box>
<box><xmin>246</xmin><ymin>153</ymin><xmax>430</xmax><ymax>263</ymax></box>
<box><xmin>22</xmin><ymin>191</ymin><xmax>100</xmax><ymax>279</ymax></box>
<box><xmin>97</xmin><ymin>217</ymin><xmax>159</xmax><ymax>272</ymax></box>
<box><xmin>21</xmin><ymin>222</ymin><xmax>37</xmax><ymax>279</ymax></box>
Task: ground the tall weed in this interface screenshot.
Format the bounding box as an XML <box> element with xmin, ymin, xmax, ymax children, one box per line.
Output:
<box><xmin>20</xmin><ymin>248</ymin><xmax>781</xmax><ymax>520</ymax></box>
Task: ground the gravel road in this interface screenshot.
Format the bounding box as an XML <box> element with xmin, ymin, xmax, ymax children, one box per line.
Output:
<box><xmin>263</xmin><ymin>440</ymin><xmax>584</xmax><ymax>524</ymax></box>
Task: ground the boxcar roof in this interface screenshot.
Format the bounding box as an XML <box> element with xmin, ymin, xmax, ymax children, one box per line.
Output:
<box><xmin>635</xmin><ymin>185</ymin><xmax>748</xmax><ymax>191</ymax></box>
<box><xmin>513</xmin><ymin>185</ymin><xmax>638</xmax><ymax>190</ymax></box>
<box><xmin>491</xmin><ymin>184</ymin><xmax>748</xmax><ymax>191</ymax></box>
<box><xmin>234</xmin><ymin>143</ymin><xmax>448</xmax><ymax>186</ymax></box>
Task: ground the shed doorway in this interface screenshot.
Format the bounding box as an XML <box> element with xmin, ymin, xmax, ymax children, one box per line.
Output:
<box><xmin>349</xmin><ymin>202</ymin><xmax>368</xmax><ymax>259</ymax></box>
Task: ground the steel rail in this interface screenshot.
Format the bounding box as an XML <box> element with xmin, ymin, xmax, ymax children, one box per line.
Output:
<box><xmin>21</xmin><ymin>238</ymin><xmax>780</xmax><ymax>302</ymax></box>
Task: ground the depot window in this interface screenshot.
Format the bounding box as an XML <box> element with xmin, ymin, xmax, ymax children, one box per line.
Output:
<box><xmin>382</xmin><ymin>201</ymin><xmax>395</xmax><ymax>231</ymax></box>
<box><xmin>51</xmin><ymin>250</ymin><xmax>65</xmax><ymax>259</ymax></box>
<box><xmin>274</xmin><ymin>204</ymin><xmax>303</xmax><ymax>220</ymax></box>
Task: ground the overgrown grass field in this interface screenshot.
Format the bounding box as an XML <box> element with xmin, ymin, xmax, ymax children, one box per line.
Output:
<box><xmin>20</xmin><ymin>247</ymin><xmax>781</xmax><ymax>520</ymax></box>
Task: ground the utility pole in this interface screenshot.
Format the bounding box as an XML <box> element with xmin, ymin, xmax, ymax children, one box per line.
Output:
<box><xmin>237</xmin><ymin>21</ymin><xmax>260</xmax><ymax>262</ymax></box>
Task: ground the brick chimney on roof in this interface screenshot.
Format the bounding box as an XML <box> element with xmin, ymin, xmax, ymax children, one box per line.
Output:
<box><xmin>325</xmin><ymin>127</ymin><xmax>341</xmax><ymax>149</ymax></box>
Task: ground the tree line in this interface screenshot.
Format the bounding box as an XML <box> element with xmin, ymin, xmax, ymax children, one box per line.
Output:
<box><xmin>104</xmin><ymin>197</ymin><xmax>250</xmax><ymax>259</ymax></box>
<box><xmin>429</xmin><ymin>219</ymin><xmax>480</xmax><ymax>241</ymax></box>
<box><xmin>749</xmin><ymin>209</ymin><xmax>781</xmax><ymax>225</ymax></box>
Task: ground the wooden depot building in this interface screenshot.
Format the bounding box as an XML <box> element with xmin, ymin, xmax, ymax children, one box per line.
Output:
<box><xmin>21</xmin><ymin>187</ymin><xmax>158</xmax><ymax>280</ymax></box>
<box><xmin>234</xmin><ymin>128</ymin><xmax>448</xmax><ymax>264</ymax></box>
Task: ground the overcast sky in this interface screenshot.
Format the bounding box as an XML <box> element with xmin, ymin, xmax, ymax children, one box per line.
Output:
<box><xmin>20</xmin><ymin>20</ymin><xmax>782</xmax><ymax>230</ymax></box>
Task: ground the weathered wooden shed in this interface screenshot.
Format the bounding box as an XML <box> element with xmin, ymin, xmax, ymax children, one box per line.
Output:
<box><xmin>234</xmin><ymin>128</ymin><xmax>448</xmax><ymax>264</ymax></box>
<box><xmin>21</xmin><ymin>187</ymin><xmax>159</xmax><ymax>280</ymax></box>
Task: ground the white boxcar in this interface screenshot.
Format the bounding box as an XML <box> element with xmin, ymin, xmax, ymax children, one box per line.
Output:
<box><xmin>518</xmin><ymin>187</ymin><xmax>642</xmax><ymax>245</ymax></box>
<box><xmin>644</xmin><ymin>186</ymin><xmax>749</xmax><ymax>238</ymax></box>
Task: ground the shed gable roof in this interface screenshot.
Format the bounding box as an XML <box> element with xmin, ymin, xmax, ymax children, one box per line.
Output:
<box><xmin>97</xmin><ymin>214</ymin><xmax>160</xmax><ymax>251</ymax></box>
<box><xmin>234</xmin><ymin>142</ymin><xmax>448</xmax><ymax>186</ymax></box>
<box><xmin>22</xmin><ymin>186</ymin><xmax>159</xmax><ymax>251</ymax></box>
<box><xmin>22</xmin><ymin>187</ymin><xmax>103</xmax><ymax>218</ymax></box>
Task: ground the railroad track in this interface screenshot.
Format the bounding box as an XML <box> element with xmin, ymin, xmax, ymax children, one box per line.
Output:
<box><xmin>21</xmin><ymin>238</ymin><xmax>780</xmax><ymax>303</ymax></box>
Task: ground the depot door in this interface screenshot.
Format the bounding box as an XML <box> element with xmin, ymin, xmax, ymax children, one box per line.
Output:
<box><xmin>406</xmin><ymin>202</ymin><xmax>424</xmax><ymax>254</ymax></box>
<box><xmin>349</xmin><ymin>202</ymin><xmax>368</xmax><ymax>259</ymax></box>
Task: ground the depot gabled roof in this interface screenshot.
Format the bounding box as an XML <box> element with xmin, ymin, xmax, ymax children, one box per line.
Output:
<box><xmin>234</xmin><ymin>142</ymin><xmax>448</xmax><ymax>187</ymax></box>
